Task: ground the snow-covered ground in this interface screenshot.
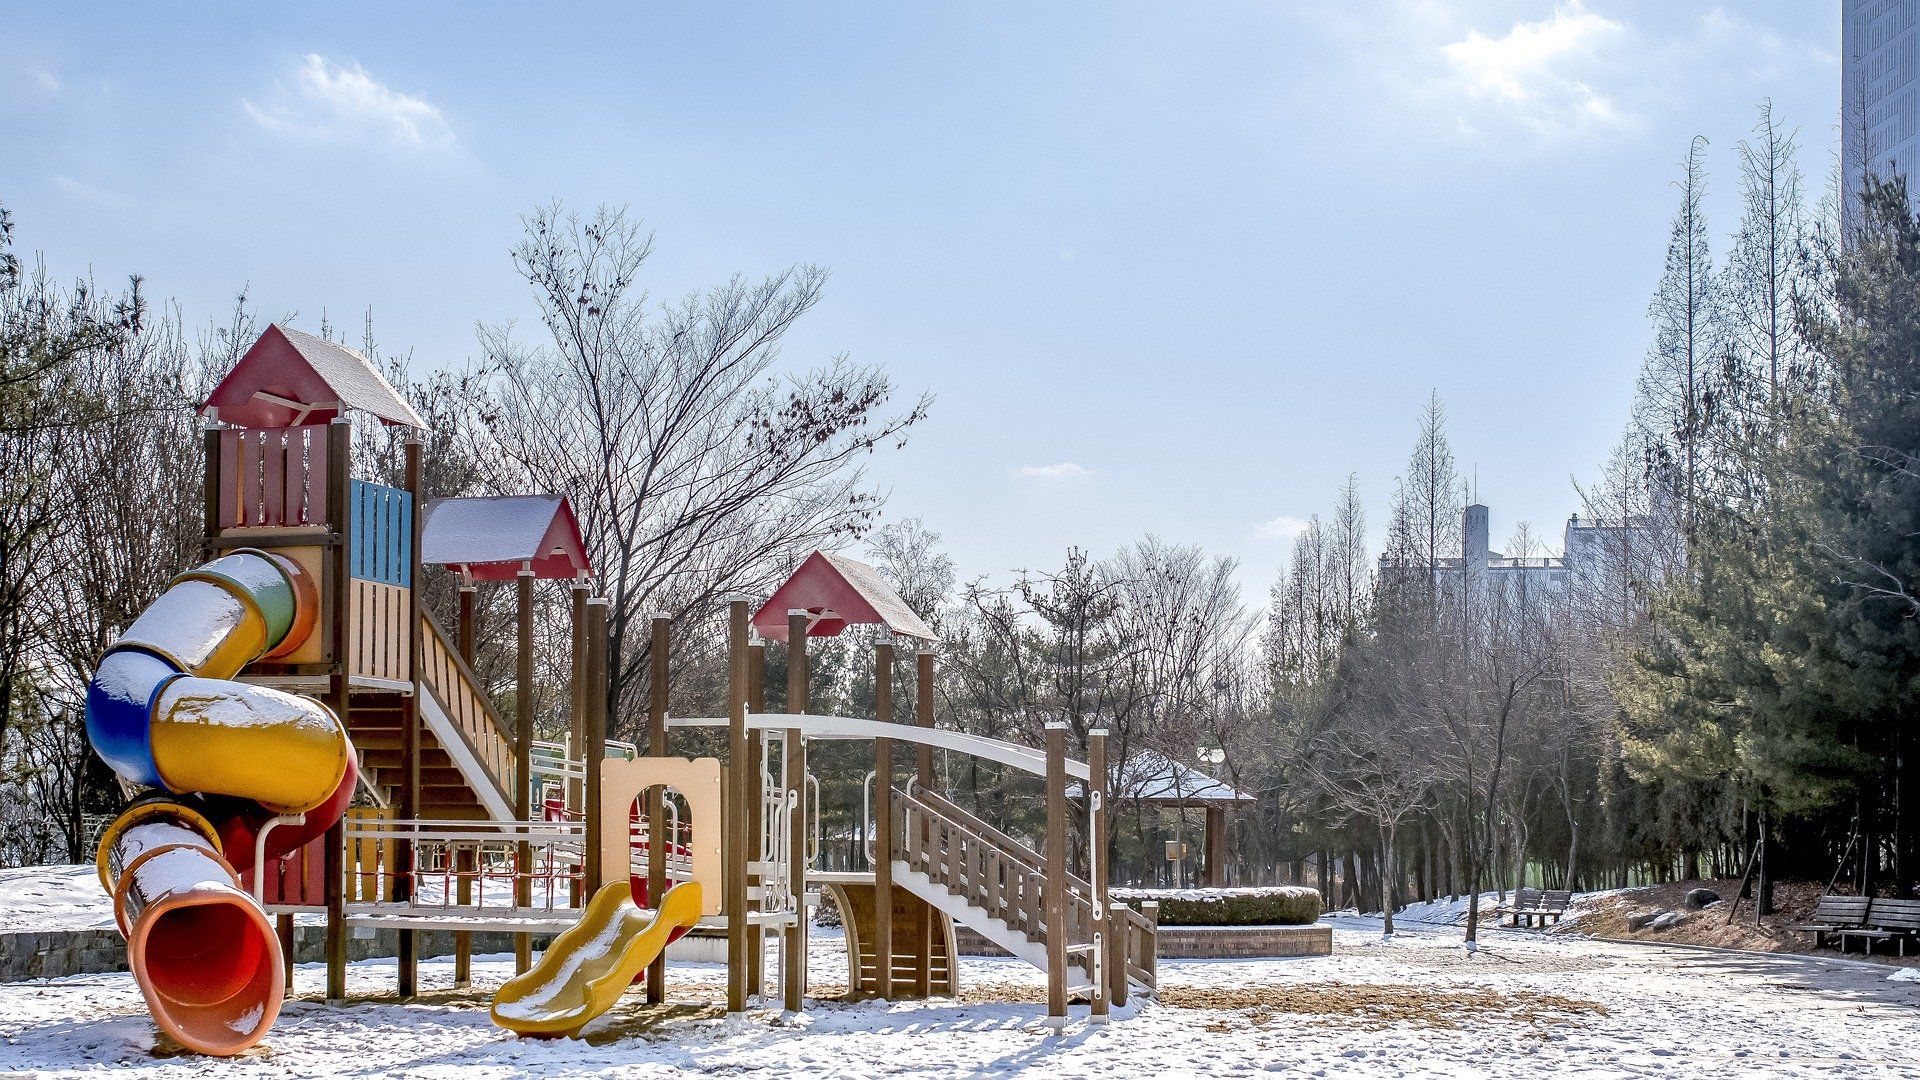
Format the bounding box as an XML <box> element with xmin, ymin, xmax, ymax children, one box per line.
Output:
<box><xmin>0</xmin><ymin>863</ymin><xmax>116</xmax><ymax>931</ymax></box>
<box><xmin>3</xmin><ymin>912</ymin><xmax>1918</xmax><ymax>1077</ymax></box>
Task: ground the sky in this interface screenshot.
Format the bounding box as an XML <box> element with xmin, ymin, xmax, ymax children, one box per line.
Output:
<box><xmin>0</xmin><ymin>2</ymin><xmax>1841</xmax><ymax>602</ymax></box>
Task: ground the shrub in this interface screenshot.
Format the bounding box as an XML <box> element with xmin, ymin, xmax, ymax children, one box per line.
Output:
<box><xmin>1111</xmin><ymin>886</ymin><xmax>1322</xmax><ymax>927</ymax></box>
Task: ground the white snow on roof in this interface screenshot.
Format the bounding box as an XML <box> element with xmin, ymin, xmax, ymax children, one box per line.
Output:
<box><xmin>421</xmin><ymin>495</ymin><xmax>567</xmax><ymax>567</ymax></box>
<box><xmin>1073</xmin><ymin>749</ymin><xmax>1254</xmax><ymax>804</ymax></box>
<box><xmin>822</xmin><ymin>551</ymin><xmax>935</xmax><ymax>641</ymax></box>
<box><xmin>276</xmin><ymin>325</ymin><xmax>427</xmax><ymax>429</ymax></box>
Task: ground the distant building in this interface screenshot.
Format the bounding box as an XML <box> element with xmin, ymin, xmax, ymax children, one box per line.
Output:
<box><xmin>1381</xmin><ymin>503</ymin><xmax>1649</xmax><ymax>609</ymax></box>
<box><xmin>1843</xmin><ymin>1</ymin><xmax>1920</xmax><ymax>229</ymax></box>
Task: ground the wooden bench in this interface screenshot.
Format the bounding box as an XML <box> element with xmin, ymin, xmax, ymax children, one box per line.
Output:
<box><xmin>1786</xmin><ymin>894</ymin><xmax>1870</xmax><ymax>951</ymax></box>
<box><xmin>1496</xmin><ymin>888</ymin><xmax>1573</xmax><ymax>928</ymax></box>
<box><xmin>1839</xmin><ymin>898</ymin><xmax>1920</xmax><ymax>957</ymax></box>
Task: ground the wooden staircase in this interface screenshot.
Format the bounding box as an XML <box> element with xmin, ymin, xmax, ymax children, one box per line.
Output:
<box><xmin>890</xmin><ymin>785</ymin><xmax>1102</xmax><ymax>993</ymax></box>
<box><xmin>344</xmin><ymin>612</ymin><xmax>517</xmax><ymax>822</ymax></box>
<box><xmin>826</xmin><ymin>879</ymin><xmax>957</xmax><ymax>998</ymax></box>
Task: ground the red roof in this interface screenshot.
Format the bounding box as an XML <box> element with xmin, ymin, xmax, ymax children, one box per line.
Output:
<box><xmin>201</xmin><ymin>324</ymin><xmax>426</xmax><ymax>429</ymax></box>
<box><xmin>752</xmin><ymin>551</ymin><xmax>935</xmax><ymax>642</ymax></box>
<box><xmin>420</xmin><ymin>495</ymin><xmax>592</xmax><ymax>581</ymax></box>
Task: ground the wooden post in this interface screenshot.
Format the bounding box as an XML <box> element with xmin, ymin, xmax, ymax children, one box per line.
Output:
<box><xmin>914</xmin><ymin>646</ymin><xmax>935</xmax><ymax>784</ymax></box>
<box><xmin>570</xmin><ymin>578</ymin><xmax>589</xmax><ymax>819</ymax></box>
<box><xmin>726</xmin><ymin>598</ymin><xmax>751</xmax><ymax>1013</ymax></box>
<box><xmin>396</xmin><ymin>437</ymin><xmax>422</xmax><ymax>999</ymax></box>
<box><xmin>913</xmin><ymin>643</ymin><xmax>934</xmax><ymax>996</ymax></box>
<box><xmin>454</xmin><ymin>574</ymin><xmax>477</xmax><ymax>987</ymax></box>
<box><xmin>1044</xmin><ymin>721</ymin><xmax>1068</xmax><ymax>1026</ymax></box>
<box><xmin>1141</xmin><ymin>900</ymin><xmax>1160</xmax><ymax>988</ymax></box>
<box><xmin>276</xmin><ymin>913</ymin><xmax>295</xmax><ymax>992</ymax></box>
<box><xmin>645</xmin><ymin>612</ymin><xmax>670</xmax><ymax>1004</ymax></box>
<box><xmin>1089</xmin><ymin>728</ymin><xmax>1109</xmax><ymax>1021</ymax></box>
<box><xmin>323</xmin><ymin>418</ymin><xmax>351</xmax><ymax>1003</ymax></box>
<box><xmin>457</xmin><ymin>579</ymin><xmax>475</xmax><ymax>661</ymax></box>
<box><xmin>514</xmin><ymin>564</ymin><xmax>535</xmax><ymax>974</ymax></box>
<box><xmin>874</xmin><ymin>632</ymin><xmax>895</xmax><ymax>999</ymax></box>
<box><xmin>784</xmin><ymin>610</ymin><xmax>809</xmax><ymax>1012</ymax></box>
<box><xmin>1205</xmin><ymin>805</ymin><xmax>1227</xmax><ymax>888</ymax></box>
<box><xmin>584</xmin><ymin>598</ymin><xmax>610</xmax><ymax>896</ymax></box>
<box><xmin>746</xmin><ymin>639</ymin><xmax>767</xmax><ymax>999</ymax></box>
<box><xmin>201</xmin><ymin>426</ymin><xmax>221</xmax><ymax>561</ymax></box>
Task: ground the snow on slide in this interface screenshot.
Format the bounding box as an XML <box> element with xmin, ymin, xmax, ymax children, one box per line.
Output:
<box><xmin>491</xmin><ymin>881</ymin><xmax>704</xmax><ymax>1038</ymax></box>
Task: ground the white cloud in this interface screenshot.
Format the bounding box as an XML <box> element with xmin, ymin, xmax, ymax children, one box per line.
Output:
<box><xmin>1255</xmin><ymin>515</ymin><xmax>1312</xmax><ymax>542</ymax></box>
<box><xmin>52</xmin><ymin>175</ymin><xmax>128</xmax><ymax>209</ymax></box>
<box><xmin>30</xmin><ymin>69</ymin><xmax>60</xmax><ymax>95</ymax></box>
<box><xmin>244</xmin><ymin>54</ymin><xmax>453</xmax><ymax>148</ymax></box>
<box><xmin>1014</xmin><ymin>462</ymin><xmax>1091</xmax><ymax>481</ymax></box>
<box><xmin>1436</xmin><ymin>2</ymin><xmax>1632</xmax><ymax>136</ymax></box>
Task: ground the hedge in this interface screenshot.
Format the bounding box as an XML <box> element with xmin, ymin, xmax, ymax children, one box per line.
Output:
<box><xmin>1111</xmin><ymin>886</ymin><xmax>1322</xmax><ymax>927</ymax></box>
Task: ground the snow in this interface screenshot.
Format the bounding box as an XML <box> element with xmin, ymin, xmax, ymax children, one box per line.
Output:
<box><xmin>1</xmin><ymin>914</ymin><xmax>1917</xmax><ymax>1076</ymax></box>
<box><xmin>127</xmin><ymin>849</ymin><xmax>233</xmax><ymax>907</ymax></box>
<box><xmin>118</xmin><ymin>580</ymin><xmax>246</xmax><ymax>669</ymax></box>
<box><xmin>1114</xmin><ymin>886</ymin><xmax>1318</xmax><ymax>902</ymax></box>
<box><xmin>420</xmin><ymin>496</ymin><xmax>566</xmax><ymax>567</ymax></box>
<box><xmin>0</xmin><ymin>864</ymin><xmax>116</xmax><ymax>931</ymax></box>
<box><xmin>1892</xmin><ymin>967</ymin><xmax>1920</xmax><ymax>983</ymax></box>
<box><xmin>157</xmin><ymin>680</ymin><xmax>338</xmax><ymax>734</ymax></box>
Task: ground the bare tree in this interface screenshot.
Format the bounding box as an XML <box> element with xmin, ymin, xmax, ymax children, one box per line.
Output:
<box><xmin>478</xmin><ymin>204</ymin><xmax>929</xmax><ymax>730</ymax></box>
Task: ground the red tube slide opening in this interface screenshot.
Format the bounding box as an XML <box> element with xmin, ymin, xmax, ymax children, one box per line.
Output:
<box><xmin>128</xmin><ymin>887</ymin><xmax>284</xmax><ymax>1055</ymax></box>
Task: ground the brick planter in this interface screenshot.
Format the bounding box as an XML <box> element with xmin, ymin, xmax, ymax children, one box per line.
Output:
<box><xmin>953</xmin><ymin>921</ymin><xmax>1331</xmax><ymax>961</ymax></box>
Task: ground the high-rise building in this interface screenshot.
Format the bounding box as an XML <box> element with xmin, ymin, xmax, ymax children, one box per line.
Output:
<box><xmin>1843</xmin><ymin>1</ymin><xmax>1920</xmax><ymax>227</ymax></box>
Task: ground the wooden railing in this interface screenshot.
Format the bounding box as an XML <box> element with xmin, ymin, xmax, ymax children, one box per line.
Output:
<box><xmin>895</xmin><ymin>785</ymin><xmax>1049</xmax><ymax>940</ymax></box>
<box><xmin>417</xmin><ymin>608</ymin><xmax>517</xmax><ymax>807</ymax></box>
<box><xmin>892</xmin><ymin>785</ymin><xmax>1098</xmax><ymax>984</ymax></box>
<box><xmin>1116</xmin><ymin>901</ymin><xmax>1158</xmax><ymax>992</ymax></box>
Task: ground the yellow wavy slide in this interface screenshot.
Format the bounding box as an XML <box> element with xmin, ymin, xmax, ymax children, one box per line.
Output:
<box><xmin>490</xmin><ymin>880</ymin><xmax>703</xmax><ymax>1037</ymax></box>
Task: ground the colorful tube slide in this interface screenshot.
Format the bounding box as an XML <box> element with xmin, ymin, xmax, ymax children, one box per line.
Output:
<box><xmin>85</xmin><ymin>548</ymin><xmax>355</xmax><ymax>1056</ymax></box>
<box><xmin>491</xmin><ymin>880</ymin><xmax>704</xmax><ymax>1038</ymax></box>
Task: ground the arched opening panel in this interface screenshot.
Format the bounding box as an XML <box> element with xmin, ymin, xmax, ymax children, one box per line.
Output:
<box><xmin>628</xmin><ymin>785</ymin><xmax>696</xmax><ymax>907</ymax></box>
<box><xmin>598</xmin><ymin>757</ymin><xmax>724</xmax><ymax>917</ymax></box>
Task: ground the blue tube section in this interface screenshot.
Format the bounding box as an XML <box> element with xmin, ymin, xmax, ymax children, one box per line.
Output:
<box><xmin>85</xmin><ymin>648</ymin><xmax>180</xmax><ymax>789</ymax></box>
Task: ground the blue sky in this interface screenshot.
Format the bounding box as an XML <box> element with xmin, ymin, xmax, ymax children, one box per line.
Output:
<box><xmin>0</xmin><ymin>2</ymin><xmax>1839</xmax><ymax>599</ymax></box>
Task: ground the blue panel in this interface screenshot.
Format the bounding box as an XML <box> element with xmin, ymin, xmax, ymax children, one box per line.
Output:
<box><xmin>348</xmin><ymin>480</ymin><xmax>413</xmax><ymax>587</ymax></box>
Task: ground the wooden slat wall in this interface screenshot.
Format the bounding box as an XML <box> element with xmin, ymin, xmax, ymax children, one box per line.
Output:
<box><xmin>214</xmin><ymin>426</ymin><xmax>330</xmax><ymax>528</ymax></box>
<box><xmin>349</xmin><ymin>580</ymin><xmax>412</xmax><ymax>682</ymax></box>
<box><xmin>346</xmin><ymin>808</ymin><xmax>396</xmax><ymax>902</ymax></box>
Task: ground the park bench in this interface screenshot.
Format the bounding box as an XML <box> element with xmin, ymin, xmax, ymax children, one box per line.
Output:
<box><xmin>1786</xmin><ymin>894</ymin><xmax>1870</xmax><ymax>951</ymax></box>
<box><xmin>1839</xmin><ymin>898</ymin><xmax>1920</xmax><ymax>957</ymax></box>
<box><xmin>1497</xmin><ymin>887</ymin><xmax>1574</xmax><ymax>928</ymax></box>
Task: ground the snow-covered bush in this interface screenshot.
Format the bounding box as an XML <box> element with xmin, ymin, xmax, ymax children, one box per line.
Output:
<box><xmin>1112</xmin><ymin>885</ymin><xmax>1322</xmax><ymax>926</ymax></box>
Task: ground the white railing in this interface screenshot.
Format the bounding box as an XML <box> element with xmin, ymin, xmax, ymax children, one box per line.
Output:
<box><xmin>343</xmin><ymin>816</ymin><xmax>587</xmax><ymax>918</ymax></box>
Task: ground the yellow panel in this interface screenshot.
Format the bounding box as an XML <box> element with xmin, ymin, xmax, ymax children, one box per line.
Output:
<box><xmin>599</xmin><ymin>757</ymin><xmax>725</xmax><ymax>917</ymax></box>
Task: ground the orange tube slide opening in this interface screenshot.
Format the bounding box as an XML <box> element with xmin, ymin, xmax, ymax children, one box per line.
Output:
<box><xmin>128</xmin><ymin>890</ymin><xmax>284</xmax><ymax>1055</ymax></box>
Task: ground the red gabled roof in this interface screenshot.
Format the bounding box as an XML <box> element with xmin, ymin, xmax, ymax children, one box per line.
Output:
<box><xmin>200</xmin><ymin>324</ymin><xmax>426</xmax><ymax>429</ymax></box>
<box><xmin>420</xmin><ymin>495</ymin><xmax>592</xmax><ymax>581</ymax></box>
<box><xmin>752</xmin><ymin>550</ymin><xmax>935</xmax><ymax>642</ymax></box>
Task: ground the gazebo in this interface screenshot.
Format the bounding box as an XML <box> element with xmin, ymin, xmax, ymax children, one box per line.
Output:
<box><xmin>1106</xmin><ymin>749</ymin><xmax>1255</xmax><ymax>887</ymax></box>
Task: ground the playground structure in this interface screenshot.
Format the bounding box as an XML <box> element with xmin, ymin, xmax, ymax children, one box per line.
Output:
<box><xmin>79</xmin><ymin>324</ymin><xmax>1156</xmax><ymax>1055</ymax></box>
